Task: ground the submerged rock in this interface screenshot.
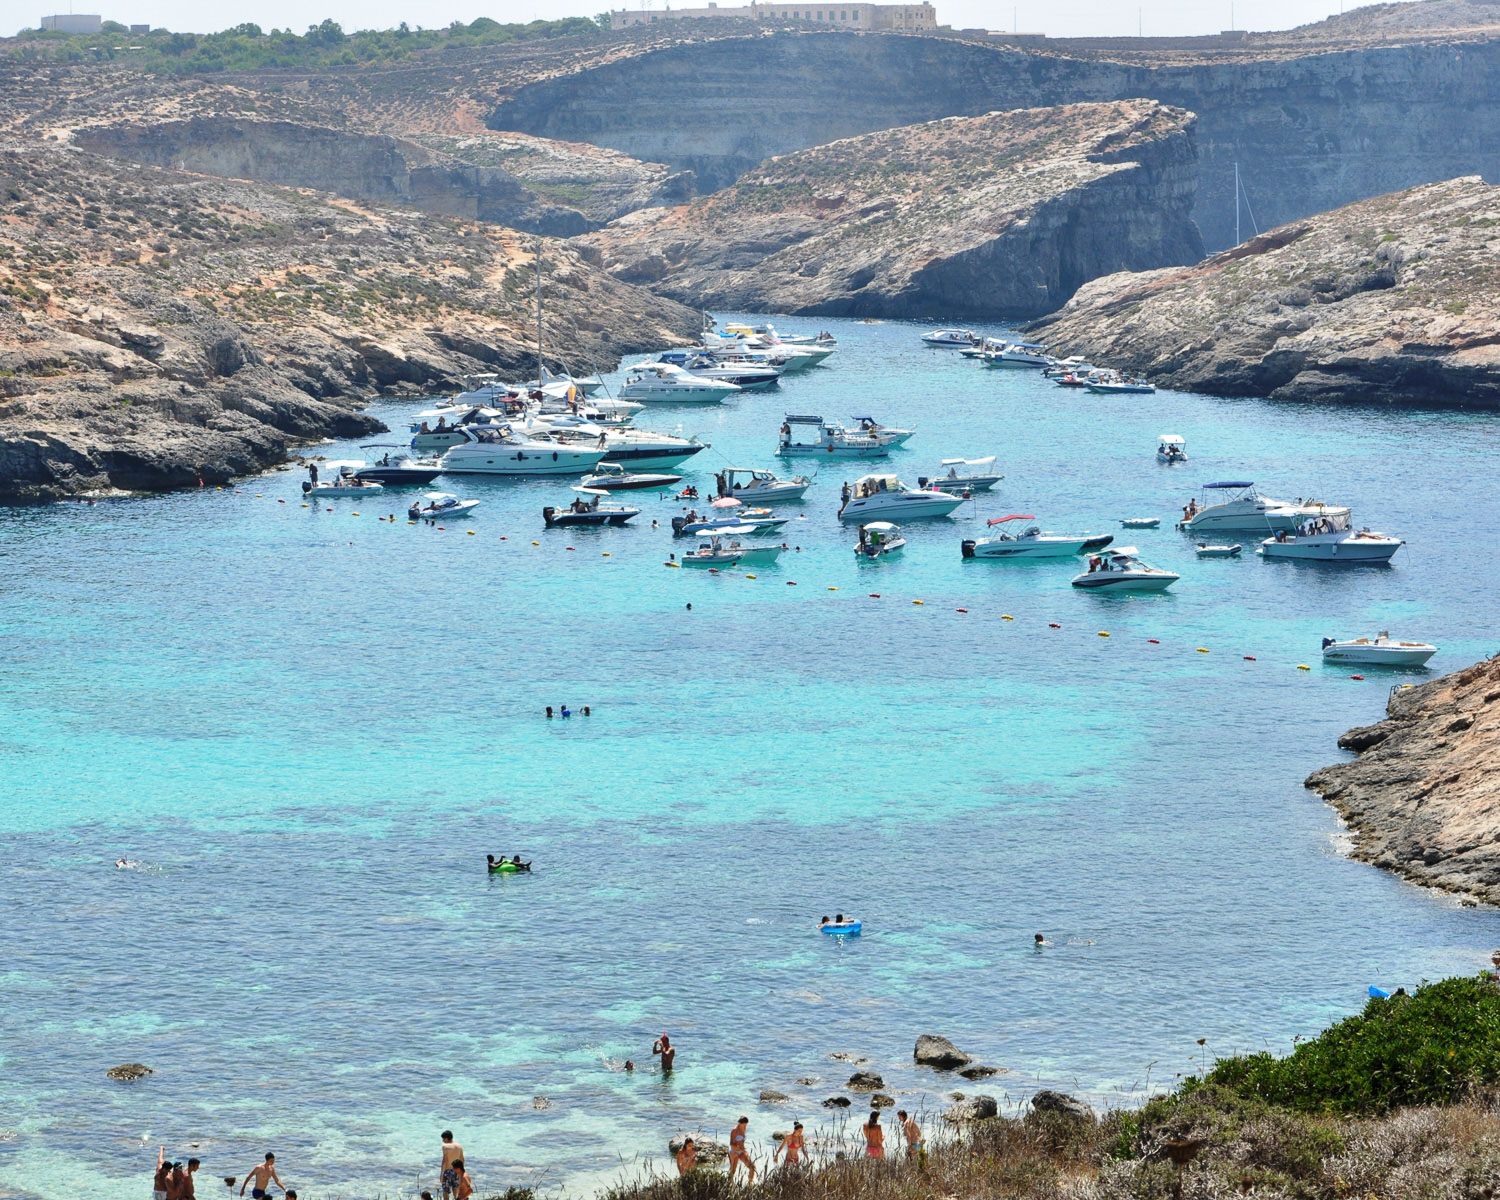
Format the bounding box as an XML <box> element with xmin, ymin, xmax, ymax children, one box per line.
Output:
<box><xmin>759</xmin><ymin>1090</ymin><xmax>790</xmax><ymax>1104</ymax></box>
<box><xmin>1029</xmin><ymin>1090</ymin><xmax>1095</xmax><ymax>1121</ymax></box>
<box><xmin>846</xmin><ymin>1071</ymin><xmax>884</xmax><ymax>1092</ymax></box>
<box><xmin>914</xmin><ymin>1035</ymin><xmax>972</xmax><ymax>1070</ymax></box>
<box><xmin>796</xmin><ymin>1076</ymin><xmax>820</xmax><ymax>1087</ymax></box>
<box><xmin>959</xmin><ymin>1064</ymin><xmax>1001</xmax><ymax>1080</ymax></box>
<box><xmin>106</xmin><ymin>1063</ymin><xmax>152</xmax><ymax>1081</ymax></box>
<box><xmin>871</xmin><ymin>1093</ymin><xmax>895</xmax><ymax>1108</ymax></box>
<box><xmin>822</xmin><ymin>1096</ymin><xmax>852</xmax><ymax>1108</ymax></box>
<box><xmin>532</xmin><ymin>1096</ymin><xmax>552</xmax><ymax>1110</ymax></box>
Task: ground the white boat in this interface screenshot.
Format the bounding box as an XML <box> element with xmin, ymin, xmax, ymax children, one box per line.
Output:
<box><xmin>1156</xmin><ymin>435</ymin><xmax>1187</xmax><ymax>464</ymax></box>
<box><xmin>450</xmin><ymin>373</ymin><xmax>515</xmax><ymax>407</ymax></box>
<box><xmin>1321</xmin><ymin>632</ymin><xmax>1438</xmax><ymax>668</ymax></box>
<box><xmin>920</xmin><ymin>457</ymin><xmax>1002</xmax><ymax>493</ymax></box>
<box><xmin>1258</xmin><ymin>512</ymin><xmax>1404</xmax><ymax>563</ymax></box>
<box><xmin>410</xmin><ymin>405</ymin><xmax>514</xmax><ymax>452</ymax></box>
<box><xmin>922</xmin><ymin>328</ymin><xmax>978</xmax><ymax>347</ymax></box>
<box><xmin>542</xmin><ymin>487</ymin><xmax>641</xmax><ymax>528</ymax></box>
<box><xmin>1177</xmin><ymin>482</ymin><xmax>1351</xmax><ymax>534</ymax></box>
<box><xmin>837</xmin><ymin>474</ymin><xmax>964</xmax><ymax>523</ymax></box>
<box><xmin>962</xmin><ymin>515</ymin><xmax>1114</xmax><ymax>559</ymax></box>
<box><xmin>960</xmin><ymin>336</ymin><xmax>1007</xmax><ymax>360</ymax></box>
<box><xmin>1086</xmin><ymin>375</ymin><xmax>1156</xmax><ymax>394</ymax></box>
<box><xmin>654</xmin><ymin>350</ymin><xmax>780</xmax><ymax>389</ymax></box>
<box><xmin>529</xmin><ymin>417</ymin><xmax>708</xmax><ymax>472</ymax></box>
<box><xmin>849</xmin><ymin>416</ymin><xmax>915</xmax><ymax>447</ymax></box>
<box><xmin>408</xmin><ymin>492</ymin><xmax>479</xmax><ymax>520</ymax></box>
<box><xmin>1043</xmin><ymin>356</ymin><xmax>1095</xmax><ymax>378</ymax></box>
<box><xmin>582</xmin><ymin>463</ymin><xmax>683</xmax><ymax>491</ymax></box>
<box><xmin>620</xmin><ymin>362</ymin><xmax>742</xmax><ymax>405</ymax></box>
<box><xmin>982</xmin><ymin>341</ymin><xmax>1054</xmax><ymax>368</ymax></box>
<box><xmin>354</xmin><ymin>445</ymin><xmax>444</xmax><ymax>485</ymax></box>
<box><xmin>672</xmin><ymin>506</ymin><xmax>788</xmax><ymax>536</ymax></box>
<box><xmin>304</xmin><ymin>463</ymin><xmax>384</xmax><ymax>498</ymax></box>
<box><xmin>855</xmin><ymin>521</ymin><xmax>906</xmax><ymax>559</ymax></box>
<box><xmin>1120</xmin><ymin>517</ymin><xmax>1161</xmax><ymax>529</ymax></box>
<box><xmin>714</xmin><ymin>467</ymin><xmax>812</xmax><ymax>504</ymax></box>
<box><xmin>778</xmin><ymin>414</ymin><xmax>889</xmax><ymax>458</ymax></box>
<box><xmin>677</xmin><ymin>529</ymin><xmax>785</xmax><ymax>567</ymax></box>
<box><xmin>1071</xmin><ymin>547</ymin><xmax>1180</xmax><ymax>591</ymax></box>
<box><xmin>1196</xmin><ymin>543</ymin><xmax>1243</xmax><ymax>558</ymax></box>
<box><xmin>439</xmin><ymin>427</ymin><xmax>605</xmax><ymax>476</ymax></box>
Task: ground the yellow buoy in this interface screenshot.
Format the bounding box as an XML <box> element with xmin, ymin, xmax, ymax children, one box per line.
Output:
<box><xmin>827</xmin><ymin>586</ymin><xmax>837</xmax><ymax>591</ymax></box>
<box><xmin>1196</xmin><ymin>647</ymin><xmax>1209</xmax><ymax>654</ymax></box>
<box><xmin>352</xmin><ymin>512</ymin><xmax>359</xmax><ymax>516</ymax></box>
<box><xmin>1297</xmin><ymin>664</ymin><xmax>1310</xmax><ymax>671</ymax></box>
<box><xmin>255</xmin><ymin>494</ymin><xmax>263</xmax><ymax>498</ymax></box>
<box><xmin>602</xmin><ymin>552</ymin><xmax>611</xmax><ymax>557</ymax></box>
<box><xmin>1098</xmin><ymin>631</ymin><xmax>1110</xmax><ymax>638</ymax></box>
<box><xmin>467</xmin><ymin>530</ymin><xmax>475</xmax><ymax>535</ymax></box>
<box><xmin>913</xmin><ymin>600</ymin><xmax>924</xmax><ymax>606</ymax></box>
<box><xmin>665</xmin><ymin>562</ymin><xmax>680</xmax><ymax>569</ymax></box>
<box><xmin>408</xmin><ymin>521</ymin><xmax>416</xmax><ymax>525</ymax></box>
<box><xmin>301</xmin><ymin>503</ymin><xmax>309</xmax><ymax>508</ymax></box>
<box><xmin>745</xmin><ymin>573</ymin><xmax>756</xmax><ymax>579</ymax></box>
<box><xmin>1002</xmin><ymin>614</ymin><xmax>1013</xmax><ymax>621</ymax></box>
<box><xmin>532</xmin><ymin>541</ymin><xmax>540</xmax><ymax>546</ymax></box>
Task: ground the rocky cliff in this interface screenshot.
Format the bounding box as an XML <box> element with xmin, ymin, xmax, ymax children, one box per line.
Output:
<box><xmin>577</xmin><ymin>100</ymin><xmax>1203</xmax><ymax>319</ymax></box>
<box><xmin>1025</xmin><ymin>177</ymin><xmax>1500</xmax><ymax>406</ymax></box>
<box><xmin>489</xmin><ymin>30</ymin><xmax>1500</xmax><ymax>251</ymax></box>
<box><xmin>1306</xmin><ymin>658</ymin><xmax>1500</xmax><ymax>905</ymax></box>
<box><xmin>0</xmin><ymin>139</ymin><xmax>698</xmax><ymax>500</ymax></box>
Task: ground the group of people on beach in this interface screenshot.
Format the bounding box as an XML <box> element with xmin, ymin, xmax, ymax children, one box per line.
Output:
<box><xmin>676</xmin><ymin>1108</ymin><xmax>925</xmax><ymax>1182</ymax></box>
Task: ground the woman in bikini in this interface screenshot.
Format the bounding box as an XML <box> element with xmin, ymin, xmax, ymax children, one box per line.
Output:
<box><xmin>728</xmin><ymin>1116</ymin><xmax>756</xmax><ymax>1183</ymax></box>
<box><xmin>863</xmin><ymin>1110</ymin><xmax>884</xmax><ymax>1159</ymax></box>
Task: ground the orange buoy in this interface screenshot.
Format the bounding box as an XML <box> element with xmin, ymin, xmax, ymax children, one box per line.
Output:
<box><xmin>1147</xmin><ymin>638</ymin><xmax>1160</xmax><ymax>644</ymax></box>
<box><xmin>1048</xmin><ymin>622</ymin><xmax>1060</xmax><ymax>628</ymax></box>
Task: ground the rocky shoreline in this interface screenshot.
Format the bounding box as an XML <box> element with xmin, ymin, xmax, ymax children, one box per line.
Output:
<box><xmin>1306</xmin><ymin>657</ymin><xmax>1500</xmax><ymax>905</ymax></box>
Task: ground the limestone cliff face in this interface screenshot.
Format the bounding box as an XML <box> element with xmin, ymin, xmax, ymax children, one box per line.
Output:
<box><xmin>0</xmin><ymin>140</ymin><xmax>699</xmax><ymax>500</ymax></box>
<box><xmin>71</xmin><ymin>117</ymin><xmax>692</xmax><ymax>238</ymax></box>
<box><xmin>1306</xmin><ymin>658</ymin><xmax>1500</xmax><ymax>906</ymax></box>
<box><xmin>577</xmin><ymin>100</ymin><xmax>1202</xmax><ymax>319</ymax></box>
<box><xmin>489</xmin><ymin>31</ymin><xmax>1500</xmax><ymax>251</ymax></box>
<box><xmin>1025</xmin><ymin>177</ymin><xmax>1500</xmax><ymax>407</ymax></box>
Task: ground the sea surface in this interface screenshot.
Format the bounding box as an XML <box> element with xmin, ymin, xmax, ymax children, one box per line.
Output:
<box><xmin>3</xmin><ymin>315</ymin><xmax>1498</xmax><ymax>1200</ymax></box>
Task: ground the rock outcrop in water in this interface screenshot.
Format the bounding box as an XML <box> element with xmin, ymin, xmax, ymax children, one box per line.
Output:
<box><xmin>0</xmin><ymin>138</ymin><xmax>697</xmax><ymax>500</ymax></box>
<box><xmin>578</xmin><ymin>101</ymin><xmax>1203</xmax><ymax>319</ymax></box>
<box><xmin>1306</xmin><ymin>658</ymin><xmax>1500</xmax><ymax>905</ymax></box>
<box><xmin>1025</xmin><ymin>177</ymin><xmax>1500</xmax><ymax>406</ymax></box>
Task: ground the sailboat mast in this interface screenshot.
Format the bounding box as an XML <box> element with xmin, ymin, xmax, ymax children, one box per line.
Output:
<box><xmin>1234</xmin><ymin>161</ymin><xmax>1241</xmax><ymax>246</ymax></box>
<box><xmin>535</xmin><ymin>239</ymin><xmax>545</xmax><ymax>384</ymax></box>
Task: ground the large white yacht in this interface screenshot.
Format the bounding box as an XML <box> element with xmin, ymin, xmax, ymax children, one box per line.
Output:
<box><xmin>1259</xmin><ymin>512</ymin><xmax>1404</xmax><ymax>563</ymax></box>
<box><xmin>837</xmin><ymin>474</ymin><xmax>964</xmax><ymax>523</ymax></box>
<box><xmin>620</xmin><ymin>362</ymin><xmax>742</xmax><ymax>405</ymax></box>
<box><xmin>777</xmin><ymin>414</ymin><xmax>889</xmax><ymax>458</ymax></box>
<box><xmin>654</xmin><ymin>350</ymin><xmax>780</xmax><ymax>389</ymax></box>
<box><xmin>511</xmin><ymin>414</ymin><xmax>708</xmax><ymax>472</ymax></box>
<box><xmin>439</xmin><ymin>427</ymin><xmax>606</xmax><ymax>476</ymax></box>
<box><xmin>961</xmin><ymin>515</ymin><xmax>1113</xmax><ymax>559</ymax></box>
<box><xmin>1177</xmin><ymin>482</ymin><xmax>1350</xmax><ymax>534</ymax></box>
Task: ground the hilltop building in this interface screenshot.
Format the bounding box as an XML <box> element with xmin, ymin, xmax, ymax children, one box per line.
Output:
<box><xmin>610</xmin><ymin>2</ymin><xmax>936</xmax><ymax>32</ymax></box>
<box><xmin>40</xmin><ymin>13</ymin><xmax>103</xmax><ymax>31</ymax></box>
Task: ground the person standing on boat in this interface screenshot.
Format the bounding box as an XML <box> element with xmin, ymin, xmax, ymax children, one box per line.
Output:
<box><xmin>307</xmin><ymin>462</ymin><xmax>318</xmax><ymax>486</ymax></box>
<box><xmin>653</xmin><ymin>1033</ymin><xmax>675</xmax><ymax>1073</ymax></box>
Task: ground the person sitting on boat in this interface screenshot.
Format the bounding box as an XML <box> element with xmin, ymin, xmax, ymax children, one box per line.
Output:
<box><xmin>436</xmin><ymin>416</ymin><xmax>448</xmax><ymax>429</ymax></box>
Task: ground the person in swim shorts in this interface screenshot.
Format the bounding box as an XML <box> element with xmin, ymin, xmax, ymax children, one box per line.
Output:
<box><xmin>728</xmin><ymin>1116</ymin><xmax>755</xmax><ymax>1183</ymax></box>
<box><xmin>152</xmin><ymin>1147</ymin><xmax>171</xmax><ymax>1200</ymax></box>
<box><xmin>240</xmin><ymin>1152</ymin><xmax>283</xmax><ymax>1198</ymax></box>
<box><xmin>897</xmin><ymin>1110</ymin><xmax>925</xmax><ymax>1162</ymax></box>
<box><xmin>439</xmin><ymin>1131</ymin><xmax>464</xmax><ymax>1200</ymax></box>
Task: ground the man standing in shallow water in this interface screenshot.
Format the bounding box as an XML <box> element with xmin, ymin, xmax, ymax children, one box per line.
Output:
<box><xmin>240</xmin><ymin>1152</ymin><xmax>284</xmax><ymax>1198</ymax></box>
<box><xmin>440</xmin><ymin>1131</ymin><xmax>464</xmax><ymax>1200</ymax></box>
<box><xmin>652</xmin><ymin>1033</ymin><xmax>675</xmax><ymax>1073</ymax></box>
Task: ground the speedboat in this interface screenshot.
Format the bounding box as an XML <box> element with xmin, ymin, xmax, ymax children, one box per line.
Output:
<box><xmin>1177</xmin><ymin>483</ymin><xmax>1351</xmax><ymax>534</ymax></box>
<box><xmin>855</xmin><ymin>521</ymin><xmax>906</xmax><ymax>559</ymax></box>
<box><xmin>1086</xmin><ymin>374</ymin><xmax>1156</xmax><ymax>394</ymax></box>
<box><xmin>677</xmin><ymin>529</ymin><xmax>785</xmax><ymax>566</ymax></box>
<box><xmin>960</xmin><ymin>335</ymin><xmax>1006</xmax><ymax>359</ymax></box>
<box><xmin>672</xmin><ymin>505</ymin><xmax>789</xmax><ymax>536</ymax></box>
<box><xmin>1156</xmin><ymin>435</ymin><xmax>1187</xmax><ymax>464</ymax></box>
<box><xmin>542</xmin><ymin>488</ymin><xmax>641</xmax><ymax>528</ymax></box>
<box><xmin>778</xmin><ymin>414</ymin><xmax>889</xmax><ymax>458</ymax></box>
<box><xmin>837</xmin><ymin>474</ymin><xmax>964</xmax><ymax>523</ymax></box>
<box><xmin>714</xmin><ymin>467</ymin><xmax>812</xmax><ymax>504</ymax></box>
<box><xmin>450</xmin><ymin>373</ymin><xmax>515</xmax><ymax>407</ymax></box>
<box><xmin>654</xmin><ymin>350</ymin><xmax>780</xmax><ymax>389</ymax></box>
<box><xmin>1259</xmin><ymin>512</ymin><xmax>1404</xmax><ymax>563</ymax></box>
<box><xmin>408</xmin><ymin>492</ymin><xmax>478</xmax><ymax>520</ymax></box>
<box><xmin>1196</xmin><ymin>543</ymin><xmax>1243</xmax><ymax>557</ymax></box>
<box><xmin>620</xmin><ymin>362</ymin><xmax>741</xmax><ymax>405</ymax></box>
<box><xmin>982</xmin><ymin>341</ymin><xmax>1054</xmax><ymax>368</ymax></box>
<box><xmin>922</xmin><ymin>328</ymin><xmax>977</xmax><ymax>347</ymax></box>
<box><xmin>355</xmin><ymin>445</ymin><xmax>445</xmax><ymax>485</ymax></box>
<box><xmin>1071</xmin><ymin>547</ymin><xmax>1179</xmax><ymax>591</ymax></box>
<box><xmin>439</xmin><ymin>426</ymin><xmax>605</xmax><ymax>476</ymax></box>
<box><xmin>849</xmin><ymin>416</ymin><xmax>914</xmax><ymax>448</ymax></box>
<box><xmin>1043</xmin><ymin>356</ymin><xmax>1094</xmax><ymax>378</ymax></box>
<box><xmin>582</xmin><ymin>463</ymin><xmax>683</xmax><ymax>491</ymax></box>
<box><xmin>304</xmin><ymin>465</ymin><xmax>384</xmax><ymax>498</ymax></box>
<box><xmin>962</xmin><ymin>515</ymin><xmax>1113</xmax><ymax>559</ymax></box>
<box><xmin>410</xmin><ymin>404</ymin><xmax>516</xmax><ymax>452</ymax></box>
<box><xmin>532</xmin><ymin>418</ymin><xmax>708</xmax><ymax>472</ymax></box>
<box><xmin>1321</xmin><ymin>632</ymin><xmax>1437</xmax><ymax>668</ymax></box>
<box><xmin>920</xmin><ymin>457</ymin><xmax>1002</xmax><ymax>493</ymax></box>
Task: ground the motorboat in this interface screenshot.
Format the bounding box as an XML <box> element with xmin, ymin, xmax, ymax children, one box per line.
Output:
<box><xmin>710</xmin><ymin>329</ymin><xmax>833</xmax><ymax>371</ymax></box>
<box><xmin>1177</xmin><ymin>483</ymin><xmax>1351</xmax><ymax>534</ymax></box>
<box><xmin>450</xmin><ymin>373</ymin><xmax>516</xmax><ymax>407</ymax></box>
<box><xmin>1043</xmin><ymin>357</ymin><xmax>1095</xmax><ymax>378</ymax></box>
<box><xmin>354</xmin><ymin>444</ymin><xmax>445</xmax><ymax>485</ymax></box>
<box><xmin>962</xmin><ymin>515</ymin><xmax>1113</xmax><ymax>559</ymax></box>
<box><xmin>1086</xmin><ymin>374</ymin><xmax>1156</xmax><ymax>394</ymax></box>
<box><xmin>515</xmin><ymin>367</ymin><xmax>604</xmax><ymax>397</ymax></box>
<box><xmin>960</xmin><ymin>336</ymin><xmax>1007</xmax><ymax>359</ymax></box>
<box><xmin>920</xmin><ymin>457</ymin><xmax>1002</xmax><ymax>493</ymax></box>
<box><xmin>676</xmin><ymin>529</ymin><xmax>785</xmax><ymax>566</ymax></box>
<box><xmin>671</xmin><ymin>506</ymin><xmax>789</xmax><ymax>536</ymax></box>
<box><xmin>922</xmin><ymin>328</ymin><xmax>978</xmax><ymax>347</ymax></box>
<box><xmin>410</xmin><ymin>404</ymin><xmax>517</xmax><ymax>452</ymax></box>
<box><xmin>536</xmin><ymin>393</ymin><xmax>643</xmax><ymax>425</ymax></box>
<box><xmin>1120</xmin><ymin>517</ymin><xmax>1161</xmax><ymax>529</ymax></box>
<box><xmin>1071</xmin><ymin>547</ymin><xmax>1180</xmax><ymax>591</ymax></box>
<box><xmin>1156</xmin><ymin>434</ymin><xmax>1187</xmax><ymax>464</ymax></box>
<box><xmin>855</xmin><ymin>521</ymin><xmax>906</xmax><ymax>559</ymax></box>
<box><xmin>982</xmin><ymin>341</ymin><xmax>1054</xmax><ymax>368</ymax></box>
<box><xmin>439</xmin><ymin>426</ymin><xmax>605</xmax><ymax>476</ymax></box>
<box><xmin>1321</xmin><ymin>633</ymin><xmax>1438</xmax><ymax>668</ymax></box>
<box><xmin>1258</xmin><ymin>512</ymin><xmax>1404</xmax><ymax>563</ymax></box>
<box><xmin>303</xmin><ymin>464</ymin><xmax>384</xmax><ymax>498</ymax></box>
<box><xmin>778</xmin><ymin>414</ymin><xmax>889</xmax><ymax>458</ymax></box>
<box><xmin>850</xmin><ymin>416</ymin><xmax>915</xmax><ymax>447</ymax></box>
<box><xmin>534</xmin><ymin>419</ymin><xmax>708</xmax><ymax>472</ymax></box>
<box><xmin>582</xmin><ymin>463</ymin><xmax>683</xmax><ymax>491</ymax></box>
<box><xmin>620</xmin><ymin>362</ymin><xmax>741</xmax><ymax>405</ymax></box>
<box><xmin>1196</xmin><ymin>543</ymin><xmax>1243</xmax><ymax>557</ymax></box>
<box><xmin>408</xmin><ymin>492</ymin><xmax>479</xmax><ymax>520</ymax></box>
<box><xmin>837</xmin><ymin>474</ymin><xmax>964</xmax><ymax>523</ymax></box>
<box><xmin>654</xmin><ymin>350</ymin><xmax>780</xmax><ymax>389</ymax></box>
<box><xmin>715</xmin><ymin>467</ymin><xmax>812</xmax><ymax>504</ymax></box>
<box><xmin>542</xmin><ymin>488</ymin><xmax>641</xmax><ymax>528</ymax></box>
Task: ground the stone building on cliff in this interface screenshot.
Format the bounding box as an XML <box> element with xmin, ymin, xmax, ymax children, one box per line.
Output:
<box><xmin>609</xmin><ymin>1</ymin><xmax>936</xmax><ymax>31</ymax></box>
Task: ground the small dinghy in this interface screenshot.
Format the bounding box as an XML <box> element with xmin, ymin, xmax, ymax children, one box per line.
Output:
<box><xmin>1120</xmin><ymin>517</ymin><xmax>1160</xmax><ymax>529</ymax></box>
<box><xmin>409</xmin><ymin>492</ymin><xmax>479</xmax><ymax>520</ymax></box>
<box><xmin>1196</xmin><ymin>543</ymin><xmax>1242</xmax><ymax>558</ymax></box>
<box><xmin>819</xmin><ymin>917</ymin><xmax>862</xmax><ymax>936</ymax></box>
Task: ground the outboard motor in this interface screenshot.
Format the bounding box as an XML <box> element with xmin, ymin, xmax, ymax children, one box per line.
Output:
<box><xmin>301</xmin><ymin>480</ymin><xmax>312</xmax><ymax>494</ymax></box>
<box><xmin>1321</xmin><ymin>637</ymin><xmax>1334</xmax><ymax>649</ymax></box>
<box><xmin>961</xmin><ymin>540</ymin><xmax>977</xmax><ymax>559</ymax></box>
<box><xmin>917</xmin><ymin>476</ymin><xmax>929</xmax><ymax>488</ymax></box>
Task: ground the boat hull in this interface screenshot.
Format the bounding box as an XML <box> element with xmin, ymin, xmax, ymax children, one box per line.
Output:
<box><xmin>1071</xmin><ymin>572</ymin><xmax>1179</xmax><ymax>591</ymax></box>
<box><xmin>1259</xmin><ymin>536</ymin><xmax>1402</xmax><ymax>562</ymax></box>
<box><xmin>410</xmin><ymin>500</ymin><xmax>479</xmax><ymax>520</ymax></box>
<box><xmin>582</xmin><ymin>473</ymin><xmax>682</xmax><ymax>491</ymax></box>
<box><xmin>440</xmin><ymin>446</ymin><xmax>604</xmax><ymax>476</ymax></box>
<box><xmin>356</xmin><ymin>467</ymin><xmax>443</xmax><ymax>485</ymax></box>
<box><xmin>838</xmin><ymin>495</ymin><xmax>963</xmax><ymax>523</ymax></box>
<box><xmin>779</xmin><ymin>444</ymin><xmax>888</xmax><ymax>458</ymax></box>
<box><xmin>963</xmin><ymin>534</ymin><xmax>1111</xmax><ymax>558</ymax></box>
<box><xmin>620</xmin><ymin>386</ymin><xmax>738</xmax><ymax>404</ymax></box>
<box><xmin>1322</xmin><ymin>644</ymin><xmax>1436</xmax><ymax>667</ymax></box>
<box><xmin>681</xmin><ymin>546</ymin><xmax>783</xmax><ymax>566</ymax></box>
<box><xmin>542</xmin><ymin>507</ymin><xmax>640</xmax><ymax>527</ymax></box>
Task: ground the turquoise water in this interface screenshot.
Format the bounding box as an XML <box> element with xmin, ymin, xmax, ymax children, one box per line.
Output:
<box><xmin>3</xmin><ymin>315</ymin><xmax>1499</xmax><ymax>1199</ymax></box>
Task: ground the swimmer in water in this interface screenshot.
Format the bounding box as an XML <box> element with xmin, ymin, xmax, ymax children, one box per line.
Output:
<box><xmin>116</xmin><ymin>858</ymin><xmax>138</xmax><ymax>869</ymax></box>
<box><xmin>1034</xmin><ymin>933</ymin><xmax>1052</xmax><ymax>948</ymax></box>
<box><xmin>652</xmin><ymin>1033</ymin><xmax>675</xmax><ymax>1073</ymax></box>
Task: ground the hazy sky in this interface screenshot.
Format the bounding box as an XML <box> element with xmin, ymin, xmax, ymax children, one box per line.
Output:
<box><xmin>4</xmin><ymin>0</ymin><xmax>1386</xmax><ymax>40</ymax></box>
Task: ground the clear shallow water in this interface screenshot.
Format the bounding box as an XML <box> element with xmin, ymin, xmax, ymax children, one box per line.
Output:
<box><xmin>2</xmin><ymin>315</ymin><xmax>1499</xmax><ymax>1200</ymax></box>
